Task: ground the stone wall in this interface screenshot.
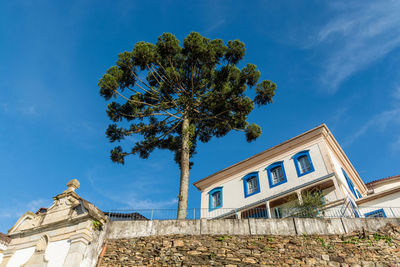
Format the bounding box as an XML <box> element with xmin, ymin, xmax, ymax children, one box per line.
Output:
<box><xmin>98</xmin><ymin>223</ymin><xmax>400</xmax><ymax>266</ymax></box>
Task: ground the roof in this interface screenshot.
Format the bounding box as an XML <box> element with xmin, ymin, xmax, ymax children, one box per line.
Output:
<box><xmin>103</xmin><ymin>212</ymin><xmax>148</xmax><ymax>221</ymax></box>
<box><xmin>365</xmin><ymin>174</ymin><xmax>400</xmax><ymax>186</ymax></box>
<box><xmin>0</xmin><ymin>232</ymin><xmax>10</xmax><ymax>244</ymax></box>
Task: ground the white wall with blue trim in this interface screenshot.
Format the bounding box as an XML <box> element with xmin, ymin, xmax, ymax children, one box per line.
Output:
<box><xmin>200</xmin><ymin>138</ymin><xmax>332</xmax><ymax>218</ymax></box>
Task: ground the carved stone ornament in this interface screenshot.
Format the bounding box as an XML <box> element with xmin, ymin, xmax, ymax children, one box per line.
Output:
<box><xmin>64</xmin><ymin>179</ymin><xmax>80</xmax><ymax>193</ymax></box>
<box><xmin>35</xmin><ymin>235</ymin><xmax>49</xmax><ymax>252</ymax></box>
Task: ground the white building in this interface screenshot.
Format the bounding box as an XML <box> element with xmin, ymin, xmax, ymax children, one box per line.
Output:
<box><xmin>193</xmin><ymin>124</ymin><xmax>400</xmax><ymax>219</ymax></box>
<box><xmin>0</xmin><ymin>233</ymin><xmax>10</xmax><ymax>265</ymax></box>
<box><xmin>0</xmin><ymin>179</ymin><xmax>108</xmax><ymax>267</ymax></box>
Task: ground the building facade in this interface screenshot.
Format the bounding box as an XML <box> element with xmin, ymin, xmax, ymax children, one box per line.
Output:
<box><xmin>0</xmin><ymin>179</ymin><xmax>108</xmax><ymax>267</ymax></box>
<box><xmin>193</xmin><ymin>124</ymin><xmax>400</xmax><ymax>219</ymax></box>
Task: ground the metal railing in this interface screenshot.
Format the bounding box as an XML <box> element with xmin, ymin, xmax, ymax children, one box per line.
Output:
<box><xmin>104</xmin><ymin>206</ymin><xmax>400</xmax><ymax>221</ymax></box>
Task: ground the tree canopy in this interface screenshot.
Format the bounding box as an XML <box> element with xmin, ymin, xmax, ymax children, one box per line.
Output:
<box><xmin>99</xmin><ymin>32</ymin><xmax>277</xmax><ymax>218</ymax></box>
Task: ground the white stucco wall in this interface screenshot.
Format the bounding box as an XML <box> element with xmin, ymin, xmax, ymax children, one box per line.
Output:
<box><xmin>45</xmin><ymin>239</ymin><xmax>70</xmax><ymax>267</ymax></box>
<box><xmin>0</xmin><ymin>243</ymin><xmax>7</xmax><ymax>265</ymax></box>
<box><xmin>4</xmin><ymin>239</ymin><xmax>71</xmax><ymax>267</ymax></box>
<box><xmin>6</xmin><ymin>246</ymin><xmax>35</xmax><ymax>267</ymax></box>
<box><xmin>359</xmin><ymin>192</ymin><xmax>400</xmax><ymax>217</ymax></box>
<box><xmin>371</xmin><ymin>180</ymin><xmax>400</xmax><ymax>194</ymax></box>
<box><xmin>201</xmin><ymin>140</ymin><xmax>331</xmax><ymax>218</ymax></box>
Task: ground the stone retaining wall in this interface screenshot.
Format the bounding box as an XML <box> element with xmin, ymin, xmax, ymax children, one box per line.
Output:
<box><xmin>99</xmin><ymin>223</ymin><xmax>400</xmax><ymax>266</ymax></box>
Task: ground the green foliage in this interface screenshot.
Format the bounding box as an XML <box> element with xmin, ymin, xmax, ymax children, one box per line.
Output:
<box><xmin>99</xmin><ymin>32</ymin><xmax>277</xmax><ymax>166</ymax></box>
<box><xmin>92</xmin><ymin>220</ymin><xmax>103</xmax><ymax>231</ymax></box>
<box><xmin>373</xmin><ymin>233</ymin><xmax>393</xmax><ymax>246</ymax></box>
<box><xmin>218</xmin><ymin>235</ymin><xmax>232</xmax><ymax>242</ymax></box>
<box><xmin>315</xmin><ymin>236</ymin><xmax>326</xmax><ymax>247</ymax></box>
<box><xmin>209</xmin><ymin>252</ymin><xmax>216</xmax><ymax>259</ymax></box>
<box><xmin>343</xmin><ymin>237</ymin><xmax>361</xmax><ymax>245</ymax></box>
<box><xmin>287</xmin><ymin>189</ymin><xmax>325</xmax><ymax>218</ymax></box>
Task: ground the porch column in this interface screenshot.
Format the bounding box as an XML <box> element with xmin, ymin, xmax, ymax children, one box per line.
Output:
<box><xmin>235</xmin><ymin>210</ymin><xmax>242</xmax><ymax>219</ymax></box>
<box><xmin>332</xmin><ymin>177</ymin><xmax>345</xmax><ymax>199</ymax></box>
<box><xmin>0</xmin><ymin>249</ymin><xmax>15</xmax><ymax>267</ymax></box>
<box><xmin>296</xmin><ymin>190</ymin><xmax>303</xmax><ymax>204</ymax></box>
<box><xmin>265</xmin><ymin>201</ymin><xmax>271</xmax><ymax>218</ymax></box>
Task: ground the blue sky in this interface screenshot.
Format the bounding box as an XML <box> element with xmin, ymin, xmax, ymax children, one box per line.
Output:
<box><xmin>1</xmin><ymin>0</ymin><xmax>399</xmax><ymax>232</ymax></box>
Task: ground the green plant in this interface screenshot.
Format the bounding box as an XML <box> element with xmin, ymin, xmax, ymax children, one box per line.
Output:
<box><xmin>373</xmin><ymin>233</ymin><xmax>393</xmax><ymax>246</ymax></box>
<box><xmin>343</xmin><ymin>237</ymin><xmax>361</xmax><ymax>245</ymax></box>
<box><xmin>286</xmin><ymin>189</ymin><xmax>325</xmax><ymax>218</ymax></box>
<box><xmin>209</xmin><ymin>252</ymin><xmax>216</xmax><ymax>260</ymax></box>
<box><xmin>218</xmin><ymin>235</ymin><xmax>232</xmax><ymax>242</ymax></box>
<box><xmin>267</xmin><ymin>237</ymin><xmax>274</xmax><ymax>242</ymax></box>
<box><xmin>315</xmin><ymin>237</ymin><xmax>326</xmax><ymax>247</ymax></box>
<box><xmin>92</xmin><ymin>220</ymin><xmax>103</xmax><ymax>231</ymax></box>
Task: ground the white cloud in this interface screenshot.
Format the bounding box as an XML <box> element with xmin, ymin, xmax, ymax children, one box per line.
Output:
<box><xmin>87</xmin><ymin>171</ymin><xmax>177</xmax><ymax>210</ymax></box>
<box><xmin>344</xmin><ymin>107</ymin><xmax>400</xmax><ymax>146</ymax></box>
<box><xmin>0</xmin><ymin>198</ymin><xmax>50</xmax><ymax>219</ymax></box>
<box><xmin>122</xmin><ymin>196</ymin><xmax>178</xmax><ymax>210</ymax></box>
<box><xmin>309</xmin><ymin>1</ymin><xmax>400</xmax><ymax>92</ymax></box>
<box><xmin>393</xmin><ymin>85</ymin><xmax>400</xmax><ymax>100</ymax></box>
<box><xmin>204</xmin><ymin>19</ymin><xmax>226</xmax><ymax>35</ymax></box>
<box><xmin>391</xmin><ymin>136</ymin><xmax>400</xmax><ymax>151</ymax></box>
<box><xmin>20</xmin><ymin>105</ymin><xmax>39</xmax><ymax>116</ymax></box>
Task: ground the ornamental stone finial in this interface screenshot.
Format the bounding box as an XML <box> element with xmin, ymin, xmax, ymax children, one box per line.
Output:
<box><xmin>66</xmin><ymin>179</ymin><xmax>80</xmax><ymax>192</ymax></box>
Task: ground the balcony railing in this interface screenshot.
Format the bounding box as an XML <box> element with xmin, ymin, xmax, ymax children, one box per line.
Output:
<box><xmin>104</xmin><ymin>206</ymin><xmax>400</xmax><ymax>221</ymax></box>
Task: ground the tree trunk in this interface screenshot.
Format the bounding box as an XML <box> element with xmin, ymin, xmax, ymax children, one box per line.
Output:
<box><xmin>177</xmin><ymin>118</ymin><xmax>190</xmax><ymax>219</ymax></box>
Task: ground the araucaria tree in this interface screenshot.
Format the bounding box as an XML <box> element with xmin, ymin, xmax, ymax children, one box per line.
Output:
<box><xmin>99</xmin><ymin>32</ymin><xmax>277</xmax><ymax>219</ymax></box>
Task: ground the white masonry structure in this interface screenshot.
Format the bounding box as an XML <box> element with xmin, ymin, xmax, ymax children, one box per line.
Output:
<box><xmin>193</xmin><ymin>124</ymin><xmax>400</xmax><ymax>219</ymax></box>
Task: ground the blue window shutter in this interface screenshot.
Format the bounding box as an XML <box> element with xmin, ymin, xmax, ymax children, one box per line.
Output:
<box><xmin>242</xmin><ymin>172</ymin><xmax>261</xmax><ymax>198</ymax></box>
<box><xmin>292</xmin><ymin>150</ymin><xmax>315</xmax><ymax>177</ymax></box>
<box><xmin>342</xmin><ymin>168</ymin><xmax>358</xmax><ymax>199</ymax></box>
<box><xmin>208</xmin><ymin>187</ymin><xmax>223</xmax><ymax>211</ymax></box>
<box><xmin>266</xmin><ymin>161</ymin><xmax>287</xmax><ymax>188</ymax></box>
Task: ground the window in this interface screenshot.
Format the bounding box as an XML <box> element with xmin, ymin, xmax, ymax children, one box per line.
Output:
<box><xmin>292</xmin><ymin>150</ymin><xmax>314</xmax><ymax>177</ymax></box>
<box><xmin>242</xmin><ymin>172</ymin><xmax>260</xmax><ymax>198</ymax></box>
<box><xmin>208</xmin><ymin>187</ymin><xmax>223</xmax><ymax>211</ymax></box>
<box><xmin>364</xmin><ymin>209</ymin><xmax>386</xmax><ymax>218</ymax></box>
<box><xmin>266</xmin><ymin>161</ymin><xmax>287</xmax><ymax>188</ymax></box>
<box><xmin>342</xmin><ymin>168</ymin><xmax>358</xmax><ymax>199</ymax></box>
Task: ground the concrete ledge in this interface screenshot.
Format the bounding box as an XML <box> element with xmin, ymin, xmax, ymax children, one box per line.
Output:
<box><xmin>200</xmin><ymin>219</ymin><xmax>250</xmax><ymax>235</ymax></box>
<box><xmin>153</xmin><ymin>220</ymin><xmax>201</xmax><ymax>235</ymax></box>
<box><xmin>107</xmin><ymin>218</ymin><xmax>400</xmax><ymax>239</ymax></box>
<box><xmin>107</xmin><ymin>221</ymin><xmax>154</xmax><ymax>239</ymax></box>
<box><xmin>365</xmin><ymin>218</ymin><xmax>400</xmax><ymax>232</ymax></box>
<box><xmin>248</xmin><ymin>218</ymin><xmax>296</xmax><ymax>235</ymax></box>
<box><xmin>294</xmin><ymin>218</ymin><xmax>346</xmax><ymax>235</ymax></box>
<box><xmin>339</xmin><ymin>218</ymin><xmax>400</xmax><ymax>233</ymax></box>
